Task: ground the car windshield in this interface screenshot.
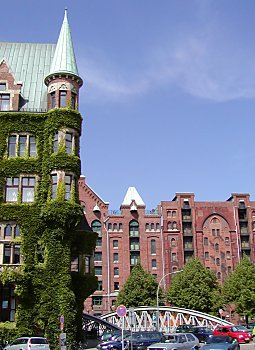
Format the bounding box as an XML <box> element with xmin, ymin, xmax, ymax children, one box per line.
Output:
<box><xmin>195</xmin><ymin>327</ymin><xmax>212</xmax><ymax>332</ymax></box>
<box><xmin>207</xmin><ymin>336</ymin><xmax>230</xmax><ymax>344</ymax></box>
<box><xmin>235</xmin><ymin>326</ymin><xmax>248</xmax><ymax>331</ymax></box>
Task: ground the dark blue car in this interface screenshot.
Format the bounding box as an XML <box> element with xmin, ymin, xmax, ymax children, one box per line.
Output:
<box><xmin>191</xmin><ymin>326</ymin><xmax>214</xmax><ymax>343</ymax></box>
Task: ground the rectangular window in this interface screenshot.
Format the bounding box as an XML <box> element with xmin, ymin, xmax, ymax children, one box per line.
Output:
<box><xmin>51</xmin><ymin>175</ymin><xmax>58</xmax><ymax>200</ymax></box>
<box><xmin>151</xmin><ymin>240</ymin><xmax>156</xmax><ymax>255</ymax></box>
<box><xmin>59</xmin><ymin>90</ymin><xmax>67</xmax><ymax>107</ymax></box>
<box><xmin>6</xmin><ymin>177</ymin><xmax>19</xmax><ymax>202</ymax></box>
<box><xmin>29</xmin><ymin>136</ymin><xmax>36</xmax><ymax>157</ymax></box>
<box><xmin>71</xmin><ymin>92</ymin><xmax>76</xmax><ymax>109</ymax></box>
<box><xmin>204</xmin><ymin>237</ymin><xmax>208</xmax><ymax>245</ymax></box>
<box><xmin>205</xmin><ymin>252</ymin><xmax>209</xmax><ymax>260</ymax></box>
<box><xmin>0</xmin><ymin>285</ymin><xmax>16</xmax><ymax>322</ymax></box>
<box><xmin>51</xmin><ymin>92</ymin><xmax>56</xmax><ymax>108</ymax></box>
<box><xmin>97</xmin><ymin>281</ymin><xmax>103</xmax><ymax>291</ymax></box>
<box><xmin>94</xmin><ymin>252</ymin><xmax>102</xmax><ymax>262</ymax></box>
<box><xmin>85</xmin><ymin>256</ymin><xmax>90</xmax><ymax>274</ymax></box>
<box><xmin>92</xmin><ymin>296</ymin><xmax>102</xmax><ymax>306</ymax></box>
<box><xmin>65</xmin><ymin>133</ymin><xmax>72</xmax><ymax>154</ymax></box>
<box><xmin>0</xmin><ymin>94</ymin><xmax>10</xmax><ymax>111</ymax></box>
<box><xmin>113</xmin><ymin>253</ymin><xmax>118</xmax><ymax>262</ymax></box>
<box><xmin>13</xmin><ymin>245</ymin><xmax>20</xmax><ymax>264</ymax></box>
<box><xmin>95</xmin><ymin>266</ymin><xmax>102</xmax><ymax>276</ymax></box>
<box><xmin>21</xmin><ymin>177</ymin><xmax>35</xmax><ymax>202</ymax></box>
<box><xmin>65</xmin><ymin>175</ymin><xmax>72</xmax><ymax>200</ymax></box>
<box><xmin>114</xmin><ymin>267</ymin><xmax>119</xmax><ymax>276</ymax></box>
<box><xmin>53</xmin><ymin>133</ymin><xmax>58</xmax><ymax>153</ymax></box>
<box><xmin>0</xmin><ymin>83</ymin><xmax>6</xmax><ymax>91</ymax></box>
<box><xmin>71</xmin><ymin>257</ymin><xmax>79</xmax><ymax>272</ymax></box>
<box><xmin>113</xmin><ymin>240</ymin><xmax>118</xmax><ymax>249</ymax></box>
<box><xmin>96</xmin><ymin>238</ymin><xmax>102</xmax><ymax>247</ymax></box>
<box><xmin>114</xmin><ymin>282</ymin><xmax>119</xmax><ymax>291</ymax></box>
<box><xmin>152</xmin><ymin>259</ymin><xmax>157</xmax><ymax>269</ymax></box>
<box><xmin>3</xmin><ymin>245</ymin><xmax>11</xmax><ymax>264</ymax></box>
<box><xmin>8</xmin><ymin>136</ymin><xmax>17</xmax><ymax>157</ymax></box>
<box><xmin>18</xmin><ymin>136</ymin><xmax>27</xmax><ymax>157</ymax></box>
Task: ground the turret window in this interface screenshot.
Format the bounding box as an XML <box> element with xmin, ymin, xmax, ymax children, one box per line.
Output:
<box><xmin>7</xmin><ymin>134</ymin><xmax>37</xmax><ymax>157</ymax></box>
<box><xmin>59</xmin><ymin>90</ymin><xmax>67</xmax><ymax>107</ymax></box>
<box><xmin>71</xmin><ymin>92</ymin><xmax>76</xmax><ymax>109</ymax></box>
<box><xmin>51</xmin><ymin>92</ymin><xmax>56</xmax><ymax>108</ymax></box>
<box><xmin>53</xmin><ymin>130</ymin><xmax>77</xmax><ymax>154</ymax></box>
<box><xmin>51</xmin><ymin>172</ymin><xmax>75</xmax><ymax>201</ymax></box>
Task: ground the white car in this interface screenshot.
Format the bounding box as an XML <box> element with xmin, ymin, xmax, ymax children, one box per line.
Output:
<box><xmin>4</xmin><ymin>337</ymin><xmax>50</xmax><ymax>350</ymax></box>
<box><xmin>147</xmin><ymin>333</ymin><xmax>199</xmax><ymax>350</ymax></box>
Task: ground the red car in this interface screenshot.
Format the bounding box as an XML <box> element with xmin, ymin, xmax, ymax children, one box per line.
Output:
<box><xmin>213</xmin><ymin>325</ymin><xmax>252</xmax><ymax>343</ymax></box>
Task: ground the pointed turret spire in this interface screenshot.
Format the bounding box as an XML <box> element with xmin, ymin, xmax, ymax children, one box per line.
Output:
<box><xmin>44</xmin><ymin>9</ymin><xmax>83</xmax><ymax>88</ymax></box>
<box><xmin>50</xmin><ymin>8</ymin><xmax>79</xmax><ymax>76</ymax></box>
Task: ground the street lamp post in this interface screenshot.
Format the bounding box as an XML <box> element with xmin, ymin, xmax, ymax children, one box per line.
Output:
<box><xmin>156</xmin><ymin>270</ymin><xmax>183</xmax><ymax>331</ymax></box>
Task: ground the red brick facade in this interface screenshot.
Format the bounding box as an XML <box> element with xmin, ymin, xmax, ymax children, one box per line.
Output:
<box><xmin>79</xmin><ymin>177</ymin><xmax>254</xmax><ymax>316</ymax></box>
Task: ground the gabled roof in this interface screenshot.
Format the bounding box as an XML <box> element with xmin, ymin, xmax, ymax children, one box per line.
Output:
<box><xmin>48</xmin><ymin>9</ymin><xmax>79</xmax><ymax>77</ymax></box>
<box><xmin>0</xmin><ymin>42</ymin><xmax>55</xmax><ymax>110</ymax></box>
<box><xmin>122</xmin><ymin>187</ymin><xmax>145</xmax><ymax>206</ymax></box>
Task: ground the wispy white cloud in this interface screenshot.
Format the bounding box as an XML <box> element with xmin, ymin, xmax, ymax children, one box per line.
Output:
<box><xmin>78</xmin><ymin>9</ymin><xmax>255</xmax><ymax>104</ymax></box>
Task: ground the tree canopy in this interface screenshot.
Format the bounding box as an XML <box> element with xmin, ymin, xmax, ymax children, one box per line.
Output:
<box><xmin>166</xmin><ymin>258</ymin><xmax>222</xmax><ymax>314</ymax></box>
<box><xmin>223</xmin><ymin>255</ymin><xmax>255</xmax><ymax>321</ymax></box>
<box><xmin>116</xmin><ymin>263</ymin><xmax>159</xmax><ymax>307</ymax></box>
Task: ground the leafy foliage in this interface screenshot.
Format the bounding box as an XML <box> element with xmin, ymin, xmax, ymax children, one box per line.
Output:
<box><xmin>222</xmin><ymin>255</ymin><xmax>255</xmax><ymax>321</ymax></box>
<box><xmin>116</xmin><ymin>263</ymin><xmax>159</xmax><ymax>307</ymax></box>
<box><xmin>166</xmin><ymin>258</ymin><xmax>222</xmax><ymax>314</ymax></box>
<box><xmin>0</xmin><ymin>109</ymin><xmax>97</xmax><ymax>348</ymax></box>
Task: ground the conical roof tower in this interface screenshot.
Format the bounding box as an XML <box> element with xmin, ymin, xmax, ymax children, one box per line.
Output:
<box><xmin>44</xmin><ymin>9</ymin><xmax>83</xmax><ymax>87</ymax></box>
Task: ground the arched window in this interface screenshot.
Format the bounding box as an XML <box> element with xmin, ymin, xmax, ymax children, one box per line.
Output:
<box><xmin>217</xmin><ymin>272</ymin><xmax>221</xmax><ymax>280</ymax></box>
<box><xmin>152</xmin><ymin>259</ymin><xmax>157</xmax><ymax>269</ymax></box>
<box><xmin>172</xmin><ymin>211</ymin><xmax>176</xmax><ymax>217</ymax></box>
<box><xmin>129</xmin><ymin>220</ymin><xmax>139</xmax><ymax>237</ymax></box>
<box><xmin>172</xmin><ymin>253</ymin><xmax>177</xmax><ymax>262</ymax></box>
<box><xmin>216</xmin><ymin>258</ymin><xmax>220</xmax><ymax>266</ymax></box>
<box><xmin>14</xmin><ymin>225</ymin><xmax>20</xmax><ymax>237</ymax></box>
<box><xmin>4</xmin><ymin>224</ymin><xmax>12</xmax><ymax>238</ymax></box>
<box><xmin>171</xmin><ymin>238</ymin><xmax>176</xmax><ymax>247</ymax></box>
<box><xmin>215</xmin><ymin>243</ymin><xmax>219</xmax><ymax>252</ymax></box>
<box><xmin>151</xmin><ymin>240</ymin><xmax>156</xmax><ymax>254</ymax></box>
<box><xmin>91</xmin><ymin>220</ymin><xmax>102</xmax><ymax>235</ymax></box>
<box><xmin>113</xmin><ymin>223</ymin><xmax>117</xmax><ymax>231</ymax></box>
<box><xmin>167</xmin><ymin>211</ymin><xmax>171</xmax><ymax>217</ymax></box>
<box><xmin>108</xmin><ymin>223</ymin><xmax>112</xmax><ymax>230</ymax></box>
<box><xmin>172</xmin><ymin>221</ymin><xmax>177</xmax><ymax>229</ymax></box>
<box><xmin>167</xmin><ymin>222</ymin><xmax>171</xmax><ymax>230</ymax></box>
<box><xmin>151</xmin><ymin>223</ymin><xmax>155</xmax><ymax>231</ymax></box>
<box><xmin>204</xmin><ymin>237</ymin><xmax>208</xmax><ymax>245</ymax></box>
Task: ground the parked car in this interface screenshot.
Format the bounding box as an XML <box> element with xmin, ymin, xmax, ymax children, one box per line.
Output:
<box><xmin>201</xmin><ymin>335</ymin><xmax>240</xmax><ymax>350</ymax></box>
<box><xmin>99</xmin><ymin>331</ymin><xmax>127</xmax><ymax>344</ymax></box>
<box><xmin>98</xmin><ymin>331</ymin><xmax>165</xmax><ymax>350</ymax></box>
<box><xmin>176</xmin><ymin>325</ymin><xmax>195</xmax><ymax>333</ymax></box>
<box><xmin>4</xmin><ymin>337</ymin><xmax>50</xmax><ymax>350</ymax></box>
<box><xmin>97</xmin><ymin>333</ymin><xmax>130</xmax><ymax>350</ymax></box>
<box><xmin>233</xmin><ymin>325</ymin><xmax>251</xmax><ymax>336</ymax></box>
<box><xmin>191</xmin><ymin>327</ymin><xmax>214</xmax><ymax>343</ymax></box>
<box><xmin>147</xmin><ymin>333</ymin><xmax>199</xmax><ymax>350</ymax></box>
<box><xmin>213</xmin><ymin>326</ymin><xmax>252</xmax><ymax>343</ymax></box>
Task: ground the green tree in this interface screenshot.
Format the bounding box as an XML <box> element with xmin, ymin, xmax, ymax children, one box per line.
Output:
<box><xmin>223</xmin><ymin>255</ymin><xmax>255</xmax><ymax>323</ymax></box>
<box><xmin>166</xmin><ymin>258</ymin><xmax>222</xmax><ymax>314</ymax></box>
<box><xmin>116</xmin><ymin>263</ymin><xmax>159</xmax><ymax>307</ymax></box>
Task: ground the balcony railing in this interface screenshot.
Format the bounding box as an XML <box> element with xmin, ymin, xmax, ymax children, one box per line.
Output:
<box><xmin>108</xmin><ymin>210</ymin><xmax>122</xmax><ymax>216</ymax></box>
<box><xmin>184</xmin><ymin>243</ymin><xmax>194</xmax><ymax>250</ymax></box>
<box><xmin>241</xmin><ymin>242</ymin><xmax>250</xmax><ymax>248</ymax></box>
<box><xmin>183</xmin><ymin>228</ymin><xmax>193</xmax><ymax>236</ymax></box>
<box><xmin>145</xmin><ymin>209</ymin><xmax>160</xmax><ymax>216</ymax></box>
<box><xmin>0</xmin><ymin>108</ymin><xmax>48</xmax><ymax>113</ymax></box>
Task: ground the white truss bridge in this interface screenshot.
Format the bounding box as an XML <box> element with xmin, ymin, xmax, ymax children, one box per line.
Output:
<box><xmin>101</xmin><ymin>306</ymin><xmax>233</xmax><ymax>332</ymax></box>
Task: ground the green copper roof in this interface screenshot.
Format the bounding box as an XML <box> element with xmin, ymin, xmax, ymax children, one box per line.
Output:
<box><xmin>0</xmin><ymin>42</ymin><xmax>55</xmax><ymax>110</ymax></box>
<box><xmin>48</xmin><ymin>9</ymin><xmax>79</xmax><ymax>77</ymax></box>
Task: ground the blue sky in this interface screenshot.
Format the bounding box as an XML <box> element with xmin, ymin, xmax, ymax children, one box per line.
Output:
<box><xmin>3</xmin><ymin>0</ymin><xmax>255</xmax><ymax>209</ymax></box>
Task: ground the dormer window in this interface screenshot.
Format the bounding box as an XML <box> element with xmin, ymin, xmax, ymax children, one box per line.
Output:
<box><xmin>0</xmin><ymin>94</ymin><xmax>10</xmax><ymax>111</ymax></box>
<box><xmin>0</xmin><ymin>83</ymin><xmax>6</xmax><ymax>91</ymax></box>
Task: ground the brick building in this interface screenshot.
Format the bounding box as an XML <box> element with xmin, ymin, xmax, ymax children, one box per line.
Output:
<box><xmin>79</xmin><ymin>176</ymin><xmax>254</xmax><ymax>316</ymax></box>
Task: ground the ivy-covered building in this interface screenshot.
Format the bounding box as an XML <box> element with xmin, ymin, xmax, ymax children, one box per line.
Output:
<box><xmin>0</xmin><ymin>10</ymin><xmax>97</xmax><ymax>344</ymax></box>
